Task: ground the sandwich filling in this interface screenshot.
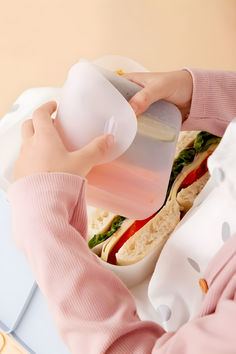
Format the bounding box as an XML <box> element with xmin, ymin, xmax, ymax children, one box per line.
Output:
<box><xmin>88</xmin><ymin>216</ymin><xmax>125</xmax><ymax>249</ymax></box>
<box><xmin>88</xmin><ymin>131</ymin><xmax>221</xmax><ymax>264</ymax></box>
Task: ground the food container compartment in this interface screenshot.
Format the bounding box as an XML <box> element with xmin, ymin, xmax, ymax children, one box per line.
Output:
<box><xmin>85</xmin><ymin>55</ymin><xmax>181</xmax><ymax>287</ymax></box>
<box><xmin>98</xmin><ymin>238</ymin><xmax>167</xmax><ymax>288</ymax></box>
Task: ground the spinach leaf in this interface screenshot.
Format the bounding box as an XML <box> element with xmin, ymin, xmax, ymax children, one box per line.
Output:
<box><xmin>194</xmin><ymin>131</ymin><xmax>221</xmax><ymax>153</ymax></box>
<box><xmin>88</xmin><ymin>216</ymin><xmax>126</xmax><ymax>249</ymax></box>
<box><xmin>166</xmin><ymin>131</ymin><xmax>221</xmax><ymax>198</ymax></box>
<box><xmin>166</xmin><ymin>147</ymin><xmax>196</xmax><ymax>197</ymax></box>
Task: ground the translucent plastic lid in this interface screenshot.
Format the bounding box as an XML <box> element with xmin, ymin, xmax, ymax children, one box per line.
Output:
<box><xmin>56</xmin><ymin>60</ymin><xmax>138</xmax><ymax>164</ymax></box>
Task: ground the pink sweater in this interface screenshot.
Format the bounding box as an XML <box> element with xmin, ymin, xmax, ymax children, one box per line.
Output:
<box><xmin>9</xmin><ymin>68</ymin><xmax>236</xmax><ymax>354</ymax></box>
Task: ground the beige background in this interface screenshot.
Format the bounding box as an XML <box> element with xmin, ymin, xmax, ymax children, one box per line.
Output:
<box><xmin>0</xmin><ymin>0</ymin><xmax>236</xmax><ymax>118</ymax></box>
<box><xmin>0</xmin><ymin>1</ymin><xmax>236</xmax><ymax>352</ymax></box>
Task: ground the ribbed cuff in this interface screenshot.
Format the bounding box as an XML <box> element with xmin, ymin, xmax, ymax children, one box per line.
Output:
<box><xmin>182</xmin><ymin>67</ymin><xmax>209</xmax><ymax>119</ymax></box>
<box><xmin>181</xmin><ymin>68</ymin><xmax>236</xmax><ymax>136</ymax></box>
<box><xmin>8</xmin><ymin>172</ymin><xmax>86</xmax><ymax>207</ymax></box>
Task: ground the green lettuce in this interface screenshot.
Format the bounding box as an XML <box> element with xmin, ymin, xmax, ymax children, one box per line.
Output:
<box><xmin>166</xmin><ymin>131</ymin><xmax>221</xmax><ymax>198</ymax></box>
<box><xmin>88</xmin><ymin>215</ymin><xmax>126</xmax><ymax>249</ymax></box>
<box><xmin>193</xmin><ymin>131</ymin><xmax>221</xmax><ymax>153</ymax></box>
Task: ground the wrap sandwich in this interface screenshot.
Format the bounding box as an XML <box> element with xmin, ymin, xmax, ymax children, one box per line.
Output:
<box><xmin>87</xmin><ymin>131</ymin><xmax>221</xmax><ymax>266</ymax></box>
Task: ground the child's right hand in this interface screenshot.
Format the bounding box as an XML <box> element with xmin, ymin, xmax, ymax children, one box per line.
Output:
<box><xmin>124</xmin><ymin>70</ymin><xmax>193</xmax><ymax>122</ymax></box>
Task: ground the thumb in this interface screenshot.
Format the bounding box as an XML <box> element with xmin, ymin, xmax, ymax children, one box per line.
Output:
<box><xmin>129</xmin><ymin>85</ymin><xmax>164</xmax><ymax>116</ymax></box>
<box><xmin>72</xmin><ymin>134</ymin><xmax>114</xmax><ymax>175</ymax></box>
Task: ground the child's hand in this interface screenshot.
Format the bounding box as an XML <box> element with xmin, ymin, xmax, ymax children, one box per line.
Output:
<box><xmin>124</xmin><ymin>70</ymin><xmax>193</xmax><ymax>122</ymax></box>
<box><xmin>14</xmin><ymin>101</ymin><xmax>114</xmax><ymax>181</ymax></box>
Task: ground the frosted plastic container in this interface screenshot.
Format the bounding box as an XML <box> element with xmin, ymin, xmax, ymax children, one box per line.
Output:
<box><xmin>56</xmin><ymin>57</ymin><xmax>181</xmax><ymax>220</ymax></box>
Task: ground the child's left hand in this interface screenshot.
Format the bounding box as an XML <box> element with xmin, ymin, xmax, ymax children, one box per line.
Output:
<box><xmin>14</xmin><ymin>101</ymin><xmax>114</xmax><ymax>181</ymax></box>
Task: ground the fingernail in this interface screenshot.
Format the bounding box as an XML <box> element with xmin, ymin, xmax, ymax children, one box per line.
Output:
<box><xmin>104</xmin><ymin>116</ymin><xmax>117</xmax><ymax>136</ymax></box>
<box><xmin>106</xmin><ymin>134</ymin><xmax>114</xmax><ymax>146</ymax></box>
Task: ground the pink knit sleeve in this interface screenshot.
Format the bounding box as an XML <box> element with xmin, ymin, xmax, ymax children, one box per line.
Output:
<box><xmin>8</xmin><ymin>173</ymin><xmax>236</xmax><ymax>353</ymax></box>
<box><xmin>8</xmin><ymin>173</ymin><xmax>165</xmax><ymax>353</ymax></box>
<box><xmin>182</xmin><ymin>68</ymin><xmax>236</xmax><ymax>136</ymax></box>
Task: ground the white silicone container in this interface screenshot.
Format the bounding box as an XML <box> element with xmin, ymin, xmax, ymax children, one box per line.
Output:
<box><xmin>56</xmin><ymin>56</ymin><xmax>182</xmax><ymax>220</ymax></box>
<box><xmin>100</xmin><ymin>234</ymin><xmax>167</xmax><ymax>288</ymax></box>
